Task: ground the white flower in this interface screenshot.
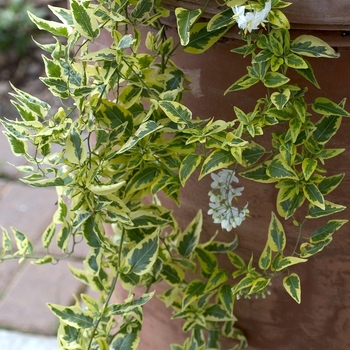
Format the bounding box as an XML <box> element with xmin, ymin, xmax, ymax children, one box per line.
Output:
<box><xmin>232</xmin><ymin>1</ymin><xmax>271</xmax><ymax>34</ymax></box>
<box><xmin>208</xmin><ymin>169</ymin><xmax>249</xmax><ymax>232</ymax></box>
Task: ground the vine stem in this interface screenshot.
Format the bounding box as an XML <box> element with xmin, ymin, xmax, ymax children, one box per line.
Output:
<box><xmin>292</xmin><ymin>218</ymin><xmax>307</xmax><ymax>256</ymax></box>
<box><xmin>87</xmin><ymin>228</ymin><xmax>125</xmax><ymax>350</ymax></box>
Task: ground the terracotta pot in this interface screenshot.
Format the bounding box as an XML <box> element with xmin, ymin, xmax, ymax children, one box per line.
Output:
<box><xmin>133</xmin><ymin>1</ymin><xmax>350</xmax><ymax>349</ymax></box>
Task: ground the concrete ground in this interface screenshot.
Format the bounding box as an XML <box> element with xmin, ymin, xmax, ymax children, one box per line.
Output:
<box><xmin>0</xmin><ymin>125</ymin><xmax>88</xmax><ymax>347</ymax></box>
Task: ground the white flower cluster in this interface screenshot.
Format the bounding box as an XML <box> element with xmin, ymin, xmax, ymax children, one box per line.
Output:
<box><xmin>232</xmin><ymin>0</ymin><xmax>271</xmax><ymax>34</ymax></box>
<box><xmin>208</xmin><ymin>169</ymin><xmax>249</xmax><ymax>232</ymax></box>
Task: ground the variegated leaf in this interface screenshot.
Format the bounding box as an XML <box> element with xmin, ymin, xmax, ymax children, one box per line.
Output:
<box><xmin>28</xmin><ymin>12</ymin><xmax>71</xmax><ymax>37</ymax></box>
<box><xmin>158</xmin><ymin>100</ymin><xmax>192</xmax><ymax>127</ymax></box>
<box><xmin>266</xmin><ymin>158</ymin><xmax>298</xmax><ymax>180</ymax></box>
<box><xmin>271</xmin><ymin>89</ymin><xmax>290</xmax><ymax>110</ymax></box>
<box><xmin>310</xmin><ymin>220</ymin><xmax>348</xmax><ymax>244</ymax></box>
<box><xmin>199</xmin><ymin>149</ymin><xmax>235</xmax><ymax>179</ymax></box>
<box><xmin>207</xmin><ymin>8</ymin><xmax>235</xmax><ymax>32</ymax></box>
<box><xmin>283</xmin><ymin>273</ymin><xmax>301</xmax><ymax>303</ymax></box>
<box><xmin>177</xmin><ymin>210</ymin><xmax>202</xmax><ymax>257</ymax></box>
<box><xmin>47</xmin><ymin>304</ymin><xmax>94</xmax><ymax>329</ymax></box>
<box><xmin>117</xmin><ymin>121</ymin><xmax>163</xmax><ymax>154</ymax></box>
<box><xmin>267</xmin><ymin>212</ymin><xmax>286</xmax><ymax>252</ymax></box>
<box><xmin>262</xmin><ymin>72</ymin><xmax>290</xmax><ymax>88</ymax></box>
<box><xmin>122</xmin><ymin>229</ymin><xmax>159</xmax><ymax>275</ymax></box>
<box><xmin>306</xmin><ymin>200</ymin><xmax>346</xmax><ymax>218</ymax></box>
<box><xmin>302</xmin><ymin>158</ymin><xmax>317</xmax><ymax>181</ymax></box>
<box><xmin>291</xmin><ymin>35</ymin><xmax>339</xmax><ymax>58</ymax></box>
<box><xmin>175</xmin><ymin>7</ymin><xmax>202</xmax><ymax>46</ymax></box>
<box><xmin>184</xmin><ymin>22</ymin><xmax>229</xmax><ymax>54</ymax></box>
<box><xmin>275</xmin><ymin>256</ymin><xmax>307</xmax><ymax>271</ymax></box>
<box><xmin>65</xmin><ymin>125</ymin><xmax>87</xmax><ymax>164</ymax></box>
<box><xmin>182</xmin><ymin>279</ymin><xmax>206</xmax><ymax>309</ymax></box>
<box><xmin>179</xmin><ymin>154</ymin><xmax>202</xmax><ymax>186</ymax></box>
<box><xmin>312</xmin><ymin>97</ymin><xmax>349</xmax><ymax>116</ymax></box>
<box><xmin>303</xmin><ymin>183</ymin><xmax>325</xmax><ymax>209</ymax></box>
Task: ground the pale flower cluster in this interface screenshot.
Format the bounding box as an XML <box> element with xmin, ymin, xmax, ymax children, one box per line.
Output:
<box><xmin>208</xmin><ymin>169</ymin><xmax>249</xmax><ymax>232</ymax></box>
<box><xmin>232</xmin><ymin>0</ymin><xmax>271</xmax><ymax>34</ymax></box>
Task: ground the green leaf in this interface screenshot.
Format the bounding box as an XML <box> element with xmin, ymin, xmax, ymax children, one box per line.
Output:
<box><xmin>3</xmin><ymin>132</ymin><xmax>28</xmax><ymax>156</ymax></box>
<box><xmin>109</xmin><ymin>293</ymin><xmax>154</xmax><ymax>315</ymax></box>
<box><xmin>110</xmin><ymin>324</ymin><xmax>141</xmax><ymax>350</ymax></box>
<box><xmin>122</xmin><ymin>229</ymin><xmax>159</xmax><ymax>275</ymax></box>
<box><xmin>241</xmin><ymin>142</ymin><xmax>265</xmax><ymax>167</ymax></box>
<box><xmin>119</xmin><ymin>85</ymin><xmax>142</xmax><ymax>109</ymax></box>
<box><xmin>277</xmin><ymin>191</ymin><xmax>305</xmax><ymax>219</ymax></box>
<box><xmin>284</xmin><ymin>53</ymin><xmax>308</xmax><ymax>69</ymax></box>
<box><xmin>32</xmin><ymin>255</ymin><xmax>54</xmax><ymax>265</ymax></box>
<box><xmin>204</xmin><ymin>236</ymin><xmax>239</xmax><ymax>253</ymax></box>
<box><xmin>125</xmin><ymin>167</ymin><xmax>160</xmax><ymax>196</ymax></box>
<box><xmin>158</xmin><ymin>100</ymin><xmax>192</xmax><ymax>128</ymax></box>
<box><xmin>71</xmin><ymin>0</ymin><xmax>99</xmax><ymax>40</ymax></box>
<box><xmin>252</xmin><ymin>49</ymin><xmax>274</xmax><ymax>63</ymax></box>
<box><xmin>259</xmin><ymin>241</ymin><xmax>272</xmax><ymax>270</ymax></box>
<box><xmin>271</xmin><ymin>89</ymin><xmax>290</xmax><ymax>110</ymax></box>
<box><xmin>47</xmin><ymin>304</ymin><xmax>94</xmax><ymax>328</ymax></box>
<box><xmin>179</xmin><ymin>154</ymin><xmax>202</xmax><ymax>186</ymax></box>
<box><xmin>318</xmin><ymin>173</ymin><xmax>344</xmax><ymax>195</ymax></box>
<box><xmin>275</xmin><ymin>256</ymin><xmax>307</xmax><ymax>271</ymax></box>
<box><xmin>291</xmin><ymin>35</ymin><xmax>340</xmax><ymax>58</ymax></box>
<box><xmin>268</xmin><ymin>29</ymin><xmax>285</xmax><ymax>56</ymax></box>
<box><xmin>87</xmin><ymin>181</ymin><xmax>126</xmax><ymax>196</ymax></box>
<box><xmin>227</xmin><ymin>251</ymin><xmax>246</xmax><ymax>270</ymax></box>
<box><xmin>97</xmin><ymin>100</ymin><xmax>133</xmax><ymax>135</ymax></box>
<box><xmin>12</xmin><ymin>228</ymin><xmax>33</xmax><ymax>257</ymax></box>
<box><xmin>268</xmin><ymin>9</ymin><xmax>290</xmax><ymax>29</ymax></box>
<box><xmin>42</xmin><ymin>222</ymin><xmax>56</xmax><ymax>249</ymax></box>
<box><xmin>175</xmin><ymin>7</ymin><xmax>202</xmax><ymax>46</ymax></box>
<box><xmin>262</xmin><ymin>72</ymin><xmax>290</xmax><ymax>88</ymax></box>
<box><xmin>205</xmin><ymin>269</ymin><xmax>228</xmax><ymax>292</ymax></box>
<box><xmin>283</xmin><ymin>273</ymin><xmax>301</xmax><ymax>303</ymax></box>
<box><xmin>302</xmin><ymin>158</ymin><xmax>317</xmax><ymax>181</ymax></box>
<box><xmin>248</xmin><ymin>277</ymin><xmax>271</xmax><ymax>295</ymax></box>
<box><xmin>28</xmin><ymin>12</ymin><xmax>71</xmax><ymax>37</ymax></box>
<box><xmin>177</xmin><ymin>211</ymin><xmax>202</xmax><ymax>257</ymax></box>
<box><xmin>303</xmin><ymin>183</ymin><xmax>325</xmax><ymax>210</ymax></box>
<box><xmin>131</xmin><ymin>0</ymin><xmax>154</xmax><ymax>19</ymax></box>
<box><xmin>161</xmin><ymin>263</ymin><xmax>185</xmax><ymax>286</ymax></box>
<box><xmin>295</xmin><ymin>59</ymin><xmax>320</xmax><ymax>88</ymax></box>
<box><xmin>42</xmin><ymin>56</ymin><xmax>62</xmax><ymax>78</ymax></box>
<box><xmin>268</xmin><ymin>212</ymin><xmax>286</xmax><ymax>252</ymax></box>
<box><xmin>270</xmin><ymin>56</ymin><xmax>284</xmax><ymax>72</ymax></box>
<box><xmin>117</xmin><ymin>121</ymin><xmax>163</xmax><ymax>154</ymax></box>
<box><xmin>65</xmin><ymin>125</ymin><xmax>87</xmax><ymax>165</ymax></box>
<box><xmin>182</xmin><ymin>279</ymin><xmax>206</xmax><ymax>309</ymax></box>
<box><xmin>219</xmin><ymin>285</ymin><xmax>235</xmax><ymax>315</ymax></box>
<box><xmin>48</xmin><ymin>5</ymin><xmax>74</xmax><ymax>25</ymax></box>
<box><xmin>312</xmin><ymin>97</ymin><xmax>349</xmax><ymax>117</ymax></box>
<box><xmin>300</xmin><ymin>238</ymin><xmax>332</xmax><ymax>258</ymax></box>
<box><xmin>310</xmin><ymin>220</ymin><xmax>348</xmax><ymax>244</ymax></box>
<box><xmin>267</xmin><ymin>158</ymin><xmax>298</xmax><ymax>180</ymax></box>
<box><xmin>307</xmin><ymin>200</ymin><xmax>346</xmax><ymax>218</ymax></box>
<box><xmin>207</xmin><ymin>8</ymin><xmax>235</xmax><ymax>32</ymax></box>
<box><xmin>240</xmin><ymin>163</ymin><xmax>276</xmax><ymax>183</ymax></box>
<box><xmin>318</xmin><ymin>148</ymin><xmax>345</xmax><ymax>162</ymax></box>
<box><xmin>199</xmin><ymin>149</ymin><xmax>235</xmax><ymax>179</ymax></box>
<box><xmin>1</xmin><ymin>227</ymin><xmax>12</xmax><ymax>252</ymax></box>
<box><xmin>184</xmin><ymin>22</ymin><xmax>229</xmax><ymax>54</ymax></box>
<box><xmin>204</xmin><ymin>304</ymin><xmax>233</xmax><ymax>322</ymax></box>
<box><xmin>225</xmin><ymin>74</ymin><xmax>259</xmax><ymax>94</ymax></box>
<box><xmin>232</xmin><ymin>276</ymin><xmax>255</xmax><ymax>294</ymax></box>
<box><xmin>196</xmin><ymin>247</ymin><xmax>218</xmax><ymax>278</ymax></box>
